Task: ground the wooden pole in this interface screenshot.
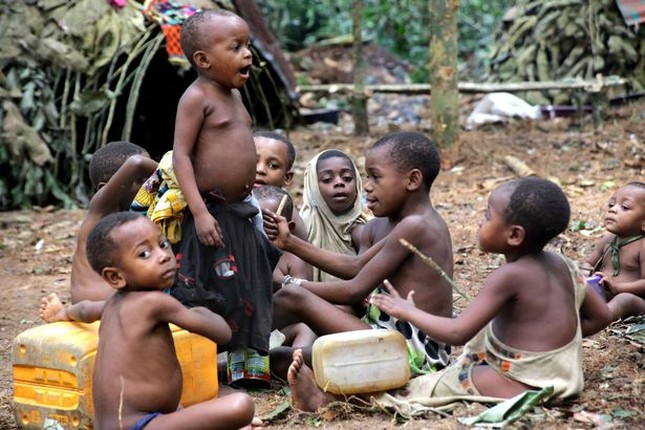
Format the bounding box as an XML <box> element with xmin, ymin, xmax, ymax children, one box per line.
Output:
<box><xmin>296</xmin><ymin>76</ymin><xmax>628</xmax><ymax>95</ymax></box>
<box><xmin>429</xmin><ymin>0</ymin><xmax>459</xmax><ymax>152</ymax></box>
<box><xmin>351</xmin><ymin>0</ymin><xmax>369</xmax><ymax>136</ymax></box>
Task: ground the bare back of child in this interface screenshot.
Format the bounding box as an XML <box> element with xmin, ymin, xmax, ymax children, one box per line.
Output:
<box><xmin>287</xmin><ymin>177</ymin><xmax>612</xmax><ymax>413</ymax></box>
<box><xmin>84</xmin><ymin>212</ymin><xmax>260</xmax><ymax>429</ymax></box>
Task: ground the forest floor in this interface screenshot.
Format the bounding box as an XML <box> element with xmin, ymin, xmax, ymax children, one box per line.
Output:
<box><xmin>1</xmin><ymin>96</ymin><xmax>644</xmax><ymax>429</ymax></box>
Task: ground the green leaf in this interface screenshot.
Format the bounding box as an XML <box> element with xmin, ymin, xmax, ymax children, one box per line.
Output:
<box><xmin>69</xmin><ymin>90</ymin><xmax>110</xmax><ymax>116</ymax></box>
<box><xmin>611</xmin><ymin>408</ymin><xmax>637</xmax><ymax>418</ymax></box>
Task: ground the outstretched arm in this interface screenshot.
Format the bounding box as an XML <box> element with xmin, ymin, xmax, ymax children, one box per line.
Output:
<box><xmin>154</xmin><ymin>293</ymin><xmax>232</xmax><ymax>344</ymax></box>
<box><xmin>370</xmin><ymin>277</ymin><xmax>507</xmax><ymax>346</ymax></box>
<box><xmin>40</xmin><ymin>293</ymin><xmax>105</xmax><ymax>323</ymax></box>
<box><xmin>263</xmin><ymin>210</ymin><xmax>383</xmax><ymax>279</ymax></box>
<box><xmin>89</xmin><ymin>154</ymin><xmax>157</xmax><ymax>216</ymax></box>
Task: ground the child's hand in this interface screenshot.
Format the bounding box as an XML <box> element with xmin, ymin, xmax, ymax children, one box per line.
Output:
<box><xmin>370</xmin><ymin>279</ymin><xmax>417</xmax><ymax>319</ymax></box>
<box><xmin>600</xmin><ymin>276</ymin><xmax>623</xmax><ymax>295</ymax></box>
<box><xmin>262</xmin><ymin>209</ymin><xmax>290</xmax><ymax>249</ymax></box>
<box><xmin>194</xmin><ymin>212</ymin><xmax>224</xmax><ymax>247</ymax></box>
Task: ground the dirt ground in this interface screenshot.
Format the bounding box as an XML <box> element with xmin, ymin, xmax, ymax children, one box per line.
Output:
<box><xmin>1</xmin><ymin>97</ymin><xmax>644</xmax><ymax>429</ymax></box>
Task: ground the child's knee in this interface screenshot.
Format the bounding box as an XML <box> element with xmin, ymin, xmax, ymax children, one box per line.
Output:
<box><xmin>275</xmin><ymin>284</ymin><xmax>307</xmax><ymax>307</ymax></box>
<box><xmin>229</xmin><ymin>392</ymin><xmax>255</xmax><ymax>419</ymax></box>
<box><xmin>609</xmin><ymin>293</ymin><xmax>645</xmax><ymax>320</ymax></box>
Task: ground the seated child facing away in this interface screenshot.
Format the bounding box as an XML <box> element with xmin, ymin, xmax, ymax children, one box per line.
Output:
<box><xmin>584</xmin><ymin>181</ymin><xmax>645</xmax><ymax>320</ymax></box>
<box><xmin>68</xmin><ymin>141</ymin><xmax>157</xmax><ymax>305</ymax></box>
<box><xmin>286</xmin><ymin>177</ymin><xmax>612</xmax><ymax>414</ymax></box>
<box><xmin>51</xmin><ymin>211</ymin><xmax>260</xmax><ymax>429</ymax></box>
<box><xmin>300</xmin><ymin>149</ymin><xmax>371</xmax><ymax>282</ymax></box>
<box><xmin>267</xmin><ymin>131</ymin><xmax>454</xmax><ymax>377</ymax></box>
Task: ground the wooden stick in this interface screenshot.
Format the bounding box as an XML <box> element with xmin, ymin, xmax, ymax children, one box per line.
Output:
<box><xmin>504</xmin><ymin>155</ymin><xmax>537</xmax><ymax>177</ymax></box>
<box><xmin>276</xmin><ymin>194</ymin><xmax>288</xmax><ymax>217</ymax></box>
<box><xmin>296</xmin><ymin>76</ymin><xmax>628</xmax><ymax>95</ymax></box>
<box><xmin>399</xmin><ymin>239</ymin><xmax>471</xmax><ymax>302</ymax></box>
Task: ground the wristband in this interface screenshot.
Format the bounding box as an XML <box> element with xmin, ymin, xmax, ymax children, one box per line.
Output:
<box><xmin>282</xmin><ymin>274</ymin><xmax>304</xmax><ymax>288</ymax></box>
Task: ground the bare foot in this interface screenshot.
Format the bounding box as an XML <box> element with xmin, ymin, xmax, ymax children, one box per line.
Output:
<box><xmin>39</xmin><ymin>293</ymin><xmax>69</xmax><ymax>323</ymax></box>
<box><xmin>238</xmin><ymin>415</ymin><xmax>263</xmax><ymax>429</ymax></box>
<box><xmin>287</xmin><ymin>348</ymin><xmax>334</xmax><ymax>412</ymax></box>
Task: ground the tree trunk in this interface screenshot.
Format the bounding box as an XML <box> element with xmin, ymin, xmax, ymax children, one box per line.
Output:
<box><xmin>429</xmin><ymin>0</ymin><xmax>459</xmax><ymax>154</ymax></box>
<box><xmin>351</xmin><ymin>0</ymin><xmax>369</xmax><ymax>136</ymax></box>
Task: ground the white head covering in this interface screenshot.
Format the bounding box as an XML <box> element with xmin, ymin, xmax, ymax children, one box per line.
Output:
<box><xmin>299</xmin><ymin>149</ymin><xmax>371</xmax><ymax>282</ymax></box>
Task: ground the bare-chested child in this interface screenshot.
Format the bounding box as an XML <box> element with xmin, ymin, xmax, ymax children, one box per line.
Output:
<box><xmin>583</xmin><ymin>181</ymin><xmax>645</xmax><ymax>320</ymax></box>
<box><xmin>287</xmin><ymin>177</ymin><xmax>612</xmax><ymax>413</ymax></box>
<box><xmin>265</xmin><ymin>131</ymin><xmax>454</xmax><ymax>377</ymax></box>
<box><xmin>39</xmin><ymin>141</ymin><xmax>157</xmax><ymax>318</ymax></box>
<box><xmin>43</xmin><ymin>211</ymin><xmax>260</xmax><ymax>429</ymax></box>
<box><xmin>170</xmin><ymin>9</ymin><xmax>279</xmax><ymax>357</ymax></box>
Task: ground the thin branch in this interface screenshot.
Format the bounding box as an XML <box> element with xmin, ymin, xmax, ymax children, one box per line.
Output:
<box><xmin>399</xmin><ymin>239</ymin><xmax>471</xmax><ymax>302</ymax></box>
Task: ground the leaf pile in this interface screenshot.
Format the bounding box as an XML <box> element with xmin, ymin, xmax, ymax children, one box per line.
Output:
<box><xmin>486</xmin><ymin>0</ymin><xmax>645</xmax><ymax>105</ymax></box>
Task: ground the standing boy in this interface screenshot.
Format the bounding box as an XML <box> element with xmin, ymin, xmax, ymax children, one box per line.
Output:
<box><xmin>266</xmin><ymin>131</ymin><xmax>454</xmax><ymax>375</ymax></box>
<box><xmin>287</xmin><ymin>177</ymin><xmax>612</xmax><ymax>413</ymax></box>
<box><xmin>584</xmin><ymin>181</ymin><xmax>645</xmax><ymax>320</ymax></box>
<box><xmin>171</xmin><ymin>9</ymin><xmax>279</xmax><ymax>356</ymax></box>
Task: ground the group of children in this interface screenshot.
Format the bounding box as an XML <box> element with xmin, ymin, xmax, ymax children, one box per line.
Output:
<box><xmin>36</xmin><ymin>7</ymin><xmax>644</xmax><ymax>430</ymax></box>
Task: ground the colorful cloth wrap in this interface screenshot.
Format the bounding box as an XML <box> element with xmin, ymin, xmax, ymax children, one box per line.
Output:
<box><xmin>130</xmin><ymin>151</ymin><xmax>187</xmax><ymax>244</ymax></box>
<box><xmin>363</xmin><ymin>287</ymin><xmax>451</xmax><ymax>375</ymax></box>
<box><xmin>616</xmin><ymin>0</ymin><xmax>645</xmax><ymax>26</ymax></box>
<box><xmin>170</xmin><ymin>192</ymin><xmax>281</xmax><ymax>355</ymax></box>
<box><xmin>142</xmin><ymin>0</ymin><xmax>199</xmax><ymax>67</ymax></box>
<box><xmin>371</xmin><ymin>256</ymin><xmax>587</xmax><ymax>416</ymax></box>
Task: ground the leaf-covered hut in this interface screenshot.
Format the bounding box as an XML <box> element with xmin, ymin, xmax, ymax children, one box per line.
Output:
<box><xmin>0</xmin><ymin>0</ymin><xmax>299</xmax><ymax>210</ymax></box>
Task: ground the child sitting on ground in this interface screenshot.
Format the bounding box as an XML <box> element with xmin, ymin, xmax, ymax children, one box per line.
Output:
<box><xmin>266</xmin><ymin>131</ymin><xmax>454</xmax><ymax>377</ymax></box>
<box><xmin>286</xmin><ymin>177</ymin><xmax>612</xmax><ymax>414</ymax></box>
<box><xmin>583</xmin><ymin>181</ymin><xmax>645</xmax><ymax>320</ymax></box>
<box><xmin>72</xmin><ymin>141</ymin><xmax>156</xmax><ymax>303</ymax></box>
<box><xmin>48</xmin><ymin>211</ymin><xmax>260</xmax><ymax>429</ymax></box>
<box><xmin>41</xmin><ymin>141</ymin><xmax>157</xmax><ymax>312</ymax></box>
<box><xmin>300</xmin><ymin>149</ymin><xmax>371</xmax><ymax>282</ymax></box>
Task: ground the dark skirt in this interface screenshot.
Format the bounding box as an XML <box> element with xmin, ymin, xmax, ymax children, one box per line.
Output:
<box><xmin>171</xmin><ymin>193</ymin><xmax>280</xmax><ymax>355</ymax></box>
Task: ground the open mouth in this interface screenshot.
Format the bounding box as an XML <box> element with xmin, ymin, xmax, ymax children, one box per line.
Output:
<box><xmin>239</xmin><ymin>65</ymin><xmax>252</xmax><ymax>77</ymax></box>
